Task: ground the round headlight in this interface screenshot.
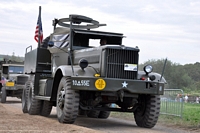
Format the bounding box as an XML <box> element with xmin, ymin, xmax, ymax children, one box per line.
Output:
<box><xmin>144</xmin><ymin>65</ymin><xmax>153</xmax><ymax>74</ymax></box>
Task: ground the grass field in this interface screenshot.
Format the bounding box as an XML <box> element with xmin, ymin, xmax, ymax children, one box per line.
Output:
<box><xmin>159</xmin><ymin>103</ymin><xmax>200</xmax><ymax>127</ymax></box>
<box><xmin>110</xmin><ymin>103</ymin><xmax>200</xmax><ymax>128</ymax></box>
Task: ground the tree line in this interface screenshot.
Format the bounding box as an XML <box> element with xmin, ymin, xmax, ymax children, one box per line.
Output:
<box><xmin>139</xmin><ymin>59</ymin><xmax>200</xmax><ymax>94</ymax></box>
<box><xmin>0</xmin><ymin>53</ymin><xmax>24</xmax><ymax>63</ymax></box>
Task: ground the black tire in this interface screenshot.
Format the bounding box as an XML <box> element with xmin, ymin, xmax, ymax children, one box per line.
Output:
<box><xmin>98</xmin><ymin>111</ymin><xmax>110</xmax><ymax>119</ymax></box>
<box><xmin>40</xmin><ymin>100</ymin><xmax>53</xmax><ymax>117</ymax></box>
<box><xmin>87</xmin><ymin>110</ymin><xmax>100</xmax><ymax>118</ymax></box>
<box><xmin>22</xmin><ymin>87</ymin><xmax>28</xmax><ymax>113</ymax></box>
<box><xmin>134</xmin><ymin>95</ymin><xmax>160</xmax><ymax>128</ymax></box>
<box><xmin>98</xmin><ymin>104</ymin><xmax>110</xmax><ymax>119</ymax></box>
<box><xmin>1</xmin><ymin>87</ymin><xmax>7</xmax><ymax>103</ymax></box>
<box><xmin>78</xmin><ymin>108</ymin><xmax>86</xmax><ymax>116</ymax></box>
<box><xmin>56</xmin><ymin>77</ymin><xmax>79</xmax><ymax>123</ymax></box>
<box><xmin>27</xmin><ymin>81</ymin><xmax>42</xmax><ymax>115</ymax></box>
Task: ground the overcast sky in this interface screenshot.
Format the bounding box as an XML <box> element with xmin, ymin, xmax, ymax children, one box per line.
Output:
<box><xmin>0</xmin><ymin>0</ymin><xmax>200</xmax><ymax>65</ymax></box>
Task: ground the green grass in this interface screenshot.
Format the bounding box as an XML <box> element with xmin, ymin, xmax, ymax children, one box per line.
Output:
<box><xmin>183</xmin><ymin>103</ymin><xmax>200</xmax><ymax>124</ymax></box>
<box><xmin>110</xmin><ymin>103</ymin><xmax>200</xmax><ymax>128</ymax></box>
<box><xmin>159</xmin><ymin>103</ymin><xmax>200</xmax><ymax>128</ymax></box>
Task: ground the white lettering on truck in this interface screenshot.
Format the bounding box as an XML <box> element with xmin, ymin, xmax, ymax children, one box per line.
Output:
<box><xmin>72</xmin><ymin>80</ymin><xmax>90</xmax><ymax>86</ymax></box>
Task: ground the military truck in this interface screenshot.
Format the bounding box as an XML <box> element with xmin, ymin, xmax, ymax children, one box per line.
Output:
<box><xmin>22</xmin><ymin>14</ymin><xmax>166</xmax><ymax>128</ymax></box>
<box><xmin>0</xmin><ymin>63</ymin><xmax>28</xmax><ymax>103</ymax></box>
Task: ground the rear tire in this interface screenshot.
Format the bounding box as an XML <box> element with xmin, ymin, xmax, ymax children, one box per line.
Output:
<box><xmin>0</xmin><ymin>87</ymin><xmax>6</xmax><ymax>103</ymax></box>
<box><xmin>98</xmin><ymin>111</ymin><xmax>110</xmax><ymax>119</ymax></box>
<box><xmin>78</xmin><ymin>108</ymin><xmax>86</xmax><ymax>116</ymax></box>
<box><xmin>56</xmin><ymin>77</ymin><xmax>79</xmax><ymax>123</ymax></box>
<box><xmin>134</xmin><ymin>95</ymin><xmax>160</xmax><ymax>128</ymax></box>
<box><xmin>87</xmin><ymin>110</ymin><xmax>100</xmax><ymax>118</ymax></box>
<box><xmin>27</xmin><ymin>81</ymin><xmax>42</xmax><ymax>115</ymax></box>
<box><xmin>40</xmin><ymin>100</ymin><xmax>53</xmax><ymax>117</ymax></box>
<box><xmin>98</xmin><ymin>104</ymin><xmax>110</xmax><ymax>119</ymax></box>
<box><xmin>22</xmin><ymin>87</ymin><xmax>28</xmax><ymax>113</ymax></box>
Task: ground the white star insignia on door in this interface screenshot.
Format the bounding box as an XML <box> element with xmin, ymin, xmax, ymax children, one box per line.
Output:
<box><xmin>122</xmin><ymin>81</ymin><xmax>128</xmax><ymax>88</ymax></box>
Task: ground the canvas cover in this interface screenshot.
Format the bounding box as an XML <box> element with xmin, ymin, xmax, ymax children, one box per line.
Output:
<box><xmin>50</xmin><ymin>27</ymin><xmax>70</xmax><ymax>48</ymax></box>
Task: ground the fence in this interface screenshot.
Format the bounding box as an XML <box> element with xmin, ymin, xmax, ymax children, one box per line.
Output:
<box><xmin>160</xmin><ymin>89</ymin><xmax>184</xmax><ymax>118</ymax></box>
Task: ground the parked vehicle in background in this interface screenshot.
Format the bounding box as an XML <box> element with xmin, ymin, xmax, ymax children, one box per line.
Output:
<box><xmin>0</xmin><ymin>63</ymin><xmax>28</xmax><ymax>103</ymax></box>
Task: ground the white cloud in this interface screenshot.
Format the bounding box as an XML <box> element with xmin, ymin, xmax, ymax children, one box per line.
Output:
<box><xmin>141</xmin><ymin>4</ymin><xmax>160</xmax><ymax>13</ymax></box>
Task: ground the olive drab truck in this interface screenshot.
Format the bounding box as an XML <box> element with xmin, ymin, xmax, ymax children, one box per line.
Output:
<box><xmin>22</xmin><ymin>14</ymin><xmax>166</xmax><ymax>128</ymax></box>
<box><xmin>0</xmin><ymin>62</ymin><xmax>28</xmax><ymax>103</ymax></box>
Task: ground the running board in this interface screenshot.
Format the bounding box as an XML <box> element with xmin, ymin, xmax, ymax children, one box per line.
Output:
<box><xmin>35</xmin><ymin>96</ymin><xmax>51</xmax><ymax>101</ymax></box>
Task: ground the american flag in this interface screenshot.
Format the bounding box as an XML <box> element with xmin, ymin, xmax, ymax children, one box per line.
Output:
<box><xmin>34</xmin><ymin>11</ymin><xmax>43</xmax><ymax>44</ymax></box>
<box><xmin>0</xmin><ymin>77</ymin><xmax>6</xmax><ymax>85</ymax></box>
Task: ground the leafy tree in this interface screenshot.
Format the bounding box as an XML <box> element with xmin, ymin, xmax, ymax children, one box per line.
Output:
<box><xmin>184</xmin><ymin>62</ymin><xmax>200</xmax><ymax>82</ymax></box>
<box><xmin>139</xmin><ymin>59</ymin><xmax>200</xmax><ymax>93</ymax></box>
<box><xmin>1</xmin><ymin>52</ymin><xmax>24</xmax><ymax>63</ymax></box>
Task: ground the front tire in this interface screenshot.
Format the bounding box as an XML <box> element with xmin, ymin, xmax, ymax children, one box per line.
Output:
<box><xmin>56</xmin><ymin>77</ymin><xmax>79</xmax><ymax>123</ymax></box>
<box><xmin>0</xmin><ymin>87</ymin><xmax>7</xmax><ymax>103</ymax></box>
<box><xmin>27</xmin><ymin>81</ymin><xmax>42</xmax><ymax>115</ymax></box>
<box><xmin>134</xmin><ymin>95</ymin><xmax>160</xmax><ymax>128</ymax></box>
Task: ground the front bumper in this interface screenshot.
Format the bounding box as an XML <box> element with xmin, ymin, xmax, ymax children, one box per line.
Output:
<box><xmin>71</xmin><ymin>77</ymin><xmax>164</xmax><ymax>95</ymax></box>
<box><xmin>4</xmin><ymin>84</ymin><xmax>25</xmax><ymax>91</ymax></box>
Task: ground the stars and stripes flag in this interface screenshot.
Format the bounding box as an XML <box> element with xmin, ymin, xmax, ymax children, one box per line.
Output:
<box><xmin>0</xmin><ymin>77</ymin><xmax>6</xmax><ymax>85</ymax></box>
<box><xmin>34</xmin><ymin>7</ymin><xmax>43</xmax><ymax>44</ymax></box>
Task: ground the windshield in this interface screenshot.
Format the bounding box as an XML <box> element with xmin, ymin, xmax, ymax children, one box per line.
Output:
<box><xmin>8</xmin><ymin>66</ymin><xmax>24</xmax><ymax>74</ymax></box>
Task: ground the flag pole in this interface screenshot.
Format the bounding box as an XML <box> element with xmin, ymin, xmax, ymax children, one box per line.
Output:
<box><xmin>38</xmin><ymin>6</ymin><xmax>41</xmax><ymax>48</ymax></box>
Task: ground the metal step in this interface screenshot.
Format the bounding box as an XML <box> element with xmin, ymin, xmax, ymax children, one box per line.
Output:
<box><xmin>35</xmin><ymin>96</ymin><xmax>50</xmax><ymax>101</ymax></box>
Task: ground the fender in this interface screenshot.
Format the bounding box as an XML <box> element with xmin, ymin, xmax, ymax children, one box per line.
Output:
<box><xmin>138</xmin><ymin>71</ymin><xmax>167</xmax><ymax>83</ymax></box>
<box><xmin>55</xmin><ymin>65</ymin><xmax>98</xmax><ymax>77</ymax></box>
<box><xmin>50</xmin><ymin>65</ymin><xmax>97</xmax><ymax>101</ymax></box>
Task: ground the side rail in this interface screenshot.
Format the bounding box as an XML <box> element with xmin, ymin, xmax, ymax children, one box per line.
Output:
<box><xmin>160</xmin><ymin>89</ymin><xmax>184</xmax><ymax>118</ymax></box>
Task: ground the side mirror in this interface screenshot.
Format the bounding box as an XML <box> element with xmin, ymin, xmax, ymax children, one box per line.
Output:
<box><xmin>48</xmin><ymin>41</ymin><xmax>54</xmax><ymax>47</ymax></box>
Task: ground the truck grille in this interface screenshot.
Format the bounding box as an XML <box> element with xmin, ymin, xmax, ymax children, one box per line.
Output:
<box><xmin>16</xmin><ymin>75</ymin><xmax>29</xmax><ymax>85</ymax></box>
<box><xmin>105</xmin><ymin>48</ymin><xmax>138</xmax><ymax>79</ymax></box>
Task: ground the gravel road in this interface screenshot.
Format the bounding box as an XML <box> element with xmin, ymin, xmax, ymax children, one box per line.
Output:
<box><xmin>0</xmin><ymin>97</ymin><xmax>198</xmax><ymax>133</ymax></box>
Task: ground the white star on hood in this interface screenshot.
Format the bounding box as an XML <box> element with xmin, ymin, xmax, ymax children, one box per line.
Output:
<box><xmin>122</xmin><ymin>81</ymin><xmax>128</xmax><ymax>88</ymax></box>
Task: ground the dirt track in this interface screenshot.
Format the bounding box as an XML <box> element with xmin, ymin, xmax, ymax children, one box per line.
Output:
<box><xmin>0</xmin><ymin>98</ymin><xmax>199</xmax><ymax>133</ymax></box>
